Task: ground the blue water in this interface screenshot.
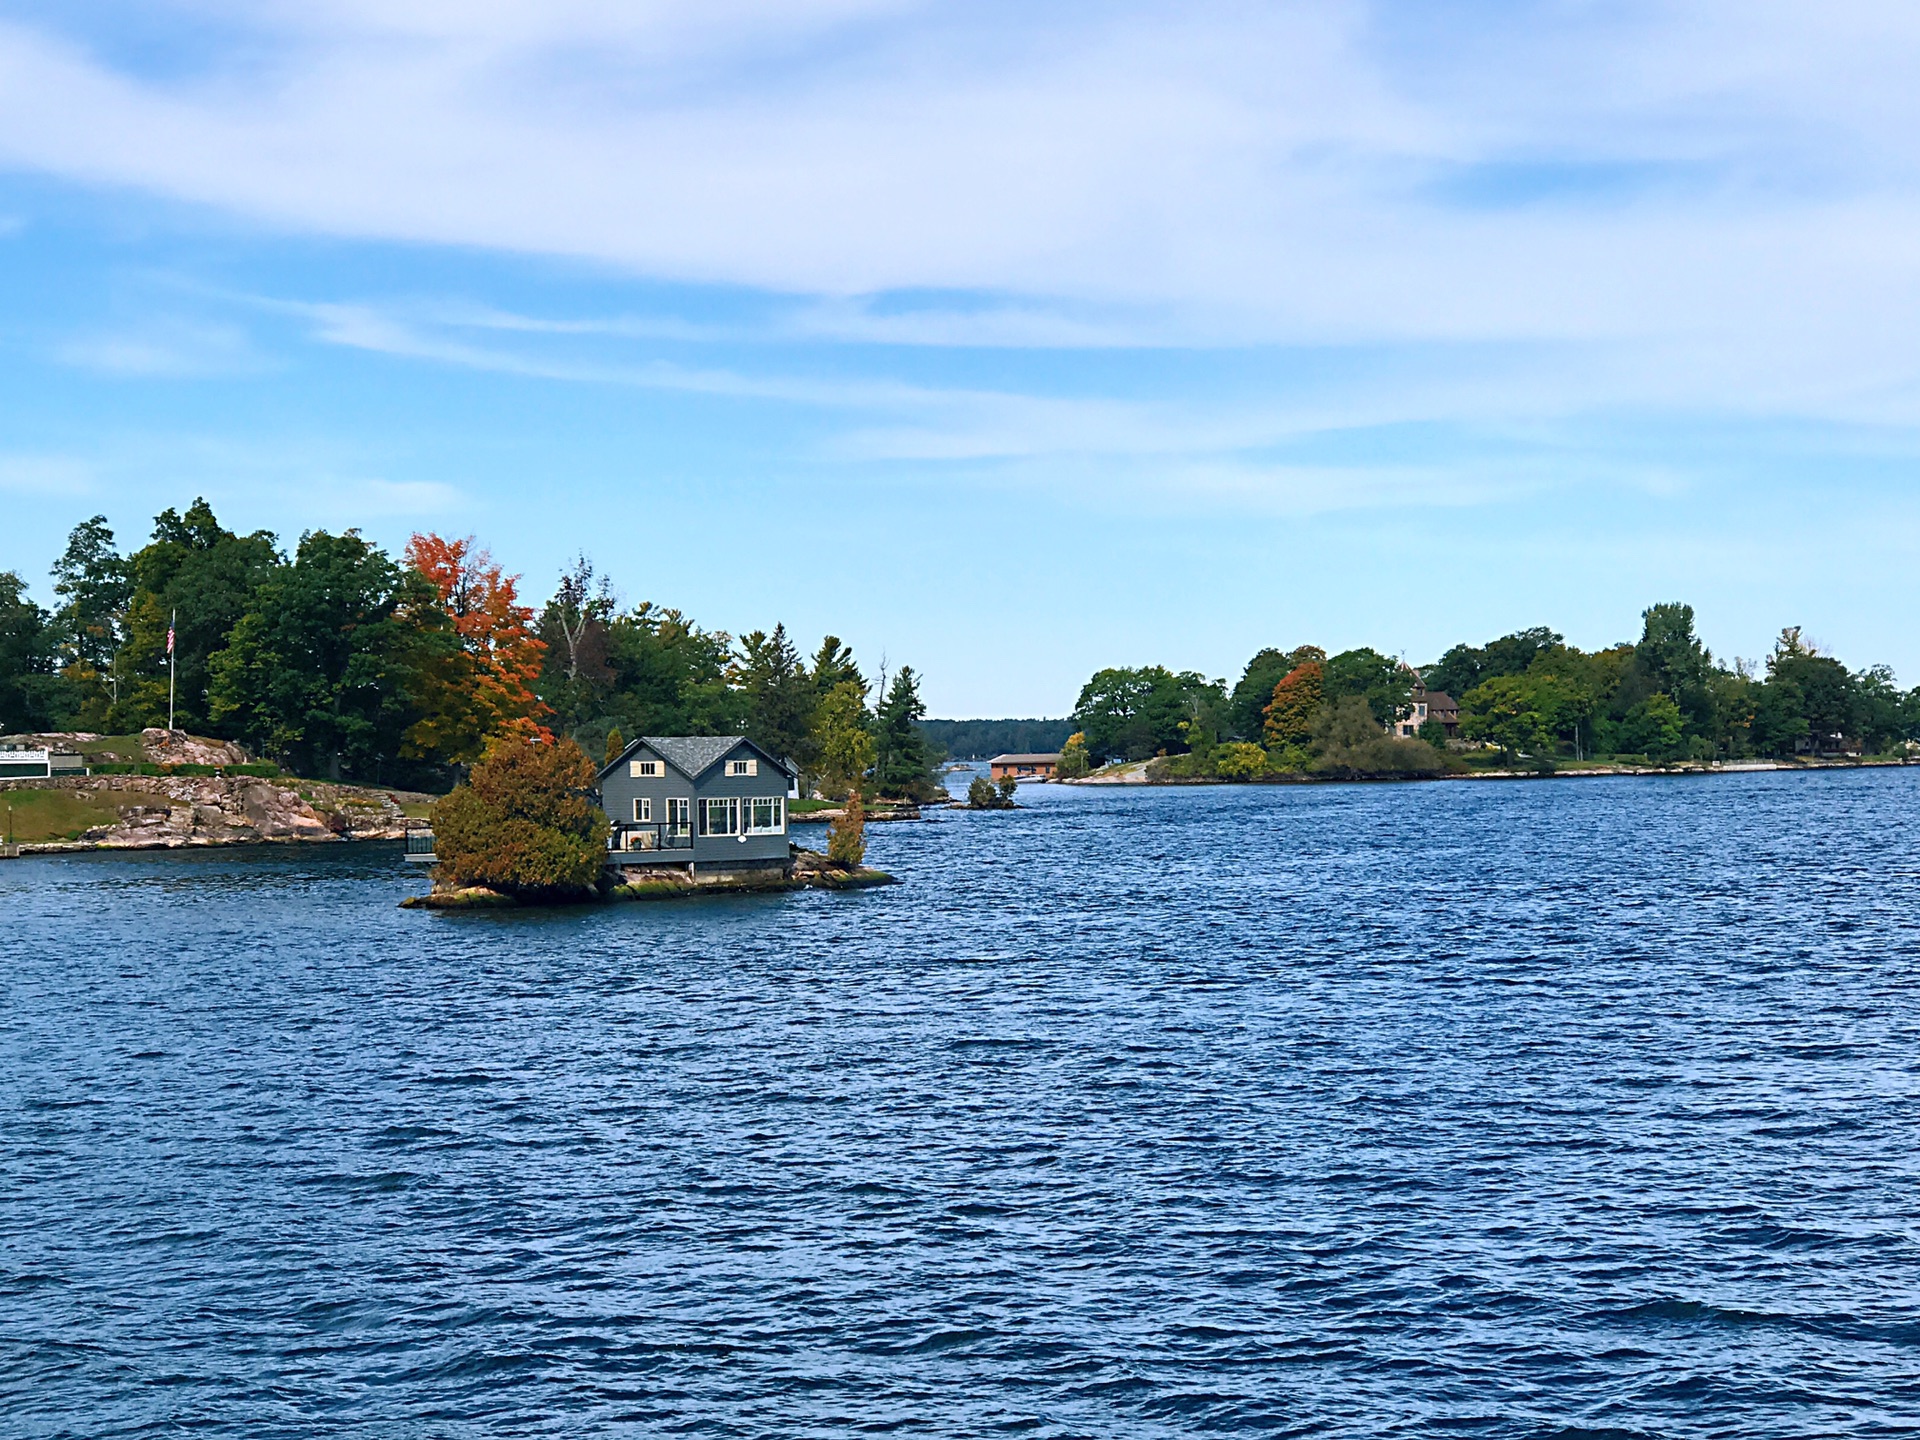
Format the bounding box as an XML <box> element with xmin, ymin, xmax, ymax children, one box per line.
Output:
<box><xmin>7</xmin><ymin>768</ymin><xmax>1920</xmax><ymax>1437</ymax></box>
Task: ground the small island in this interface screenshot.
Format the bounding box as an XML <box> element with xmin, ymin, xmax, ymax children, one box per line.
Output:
<box><xmin>404</xmin><ymin>734</ymin><xmax>894</xmax><ymax>909</ymax></box>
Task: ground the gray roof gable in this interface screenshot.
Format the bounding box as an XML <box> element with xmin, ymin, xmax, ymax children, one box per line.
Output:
<box><xmin>600</xmin><ymin>735</ymin><xmax>794</xmax><ymax>783</ymax></box>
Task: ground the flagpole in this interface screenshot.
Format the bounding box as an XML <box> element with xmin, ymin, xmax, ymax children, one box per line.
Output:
<box><xmin>168</xmin><ymin>608</ymin><xmax>176</xmax><ymax>733</ymax></box>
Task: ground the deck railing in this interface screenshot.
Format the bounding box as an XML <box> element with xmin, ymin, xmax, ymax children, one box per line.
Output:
<box><xmin>402</xmin><ymin>828</ymin><xmax>436</xmax><ymax>862</ymax></box>
<box><xmin>610</xmin><ymin>824</ymin><xmax>693</xmax><ymax>855</ymax></box>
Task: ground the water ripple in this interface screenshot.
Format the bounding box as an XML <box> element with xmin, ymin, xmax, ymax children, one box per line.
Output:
<box><xmin>5</xmin><ymin>768</ymin><xmax>1920</xmax><ymax>1435</ymax></box>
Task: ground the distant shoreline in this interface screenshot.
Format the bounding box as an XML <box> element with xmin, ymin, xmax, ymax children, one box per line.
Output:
<box><xmin>1061</xmin><ymin>756</ymin><xmax>1918</xmax><ymax>787</ymax></box>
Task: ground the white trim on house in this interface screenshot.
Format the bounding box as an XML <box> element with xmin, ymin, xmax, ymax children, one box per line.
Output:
<box><xmin>633</xmin><ymin>797</ymin><xmax>652</xmax><ymax>823</ymax></box>
<box><xmin>746</xmin><ymin>797</ymin><xmax>785</xmax><ymax>835</ymax></box>
<box><xmin>702</xmin><ymin>796</ymin><xmax>740</xmax><ymax>836</ymax></box>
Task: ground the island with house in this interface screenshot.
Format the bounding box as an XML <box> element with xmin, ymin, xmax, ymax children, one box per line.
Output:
<box><xmin>406</xmin><ymin>732</ymin><xmax>895</xmax><ymax>908</ymax></box>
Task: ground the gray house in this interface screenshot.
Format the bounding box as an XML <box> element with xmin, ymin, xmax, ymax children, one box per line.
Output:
<box><xmin>598</xmin><ymin>736</ymin><xmax>797</xmax><ymax>879</ymax></box>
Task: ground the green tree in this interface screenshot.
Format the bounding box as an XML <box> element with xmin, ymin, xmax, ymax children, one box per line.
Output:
<box><xmin>1424</xmin><ymin>627</ymin><xmax>1563</xmax><ymax>699</ymax></box>
<box><xmin>1460</xmin><ymin>673</ymin><xmax>1567</xmax><ymax>759</ymax></box>
<box><xmin>1309</xmin><ymin>696</ymin><xmax>1443</xmax><ymax>776</ymax></box>
<box><xmin>1614</xmin><ymin>693</ymin><xmax>1686</xmax><ymax>760</ymax></box>
<box><xmin>1324</xmin><ymin>647</ymin><xmax>1413</xmax><ymax>727</ymax></box>
<box><xmin>119</xmin><ymin>498</ymin><xmax>281</xmax><ymax>733</ymax></box>
<box><xmin>967</xmin><ymin>775</ymin><xmax>996</xmax><ymax>808</ymax></box>
<box><xmin>570</xmin><ymin>601</ymin><xmax>745</xmax><ymax>745</ymax></box>
<box><xmin>535</xmin><ymin>555</ymin><xmax>618</xmax><ymax>737</ymax></box>
<box><xmin>873</xmin><ymin>665</ymin><xmax>937</xmax><ymax>799</ymax></box>
<box><xmin>1626</xmin><ymin>603</ymin><xmax>1716</xmax><ymax>741</ymax></box>
<box><xmin>51</xmin><ymin>515</ymin><xmax>131</xmax><ymax>677</ymax></box>
<box><xmin>737</xmin><ymin>623</ymin><xmax>816</xmax><ymax>767</ymax></box>
<box><xmin>1756</xmin><ymin>628</ymin><xmax>1856</xmax><ymax>755</ymax></box>
<box><xmin>1231</xmin><ymin>647</ymin><xmax>1306</xmax><ymax>741</ymax></box>
<box><xmin>811</xmin><ymin>679</ymin><xmax>875</xmax><ymax>798</ymax></box>
<box><xmin>431</xmin><ymin>736</ymin><xmax>610</xmax><ymax>899</ymax></box>
<box><xmin>208</xmin><ymin>530</ymin><xmax>456</xmax><ymax>781</ymax></box>
<box><xmin>0</xmin><ymin>571</ymin><xmax>65</xmax><ymax>733</ymax></box>
<box><xmin>1073</xmin><ymin>665</ymin><xmax>1227</xmax><ymax>761</ymax></box>
<box><xmin>1852</xmin><ymin>665</ymin><xmax>1906</xmax><ymax>753</ymax></box>
<box><xmin>604</xmin><ymin>725</ymin><xmax>625</xmax><ymax>764</ymax></box>
<box><xmin>1211</xmin><ymin>740</ymin><xmax>1270</xmax><ymax>779</ymax></box>
<box><xmin>811</xmin><ymin>635</ymin><xmax>863</xmax><ymax>696</ymax></box>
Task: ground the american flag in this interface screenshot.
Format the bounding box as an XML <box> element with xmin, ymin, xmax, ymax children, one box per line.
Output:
<box><xmin>167</xmin><ymin>612</ymin><xmax>175</xmax><ymax>656</ymax></box>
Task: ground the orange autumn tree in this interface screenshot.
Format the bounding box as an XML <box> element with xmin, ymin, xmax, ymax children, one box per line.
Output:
<box><xmin>405</xmin><ymin>533</ymin><xmax>551</xmax><ymax>759</ymax></box>
<box><xmin>1263</xmin><ymin>654</ymin><xmax>1327</xmax><ymax>747</ymax></box>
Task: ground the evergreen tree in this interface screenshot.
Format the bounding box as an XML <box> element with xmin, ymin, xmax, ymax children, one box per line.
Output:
<box><xmin>872</xmin><ymin>664</ymin><xmax>935</xmax><ymax>798</ymax></box>
<box><xmin>811</xmin><ymin>635</ymin><xmax>862</xmax><ymax>695</ymax></box>
<box><xmin>605</xmin><ymin>726</ymin><xmax>626</xmax><ymax>764</ymax></box>
<box><xmin>737</xmin><ymin>623</ymin><xmax>815</xmax><ymax>764</ymax></box>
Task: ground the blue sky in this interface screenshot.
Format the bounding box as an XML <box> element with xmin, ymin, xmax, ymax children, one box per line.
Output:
<box><xmin>3</xmin><ymin>1</ymin><xmax>1920</xmax><ymax>715</ymax></box>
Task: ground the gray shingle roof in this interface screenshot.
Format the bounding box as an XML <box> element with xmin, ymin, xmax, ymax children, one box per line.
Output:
<box><xmin>597</xmin><ymin>735</ymin><xmax>795</xmax><ymax>782</ymax></box>
<box><xmin>644</xmin><ymin>735</ymin><xmax>746</xmax><ymax>779</ymax></box>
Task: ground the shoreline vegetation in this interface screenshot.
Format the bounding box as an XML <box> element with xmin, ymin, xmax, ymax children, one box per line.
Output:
<box><xmin>1</xmin><ymin>500</ymin><xmax>945</xmax><ymax>896</ymax></box>
<box><xmin>1061</xmin><ymin>605</ymin><xmax>1920</xmax><ymax>786</ymax></box>
<box><xmin>1</xmin><ymin>499</ymin><xmax>945</xmax><ymax>807</ymax></box>
<box><xmin>1066</xmin><ymin>753</ymin><xmax>1911</xmax><ymax>789</ymax></box>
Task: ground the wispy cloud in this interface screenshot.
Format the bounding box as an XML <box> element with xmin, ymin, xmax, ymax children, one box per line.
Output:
<box><xmin>55</xmin><ymin>318</ymin><xmax>263</xmax><ymax>377</ymax></box>
<box><xmin>2</xmin><ymin>2</ymin><xmax>1919</xmax><ymax>379</ymax></box>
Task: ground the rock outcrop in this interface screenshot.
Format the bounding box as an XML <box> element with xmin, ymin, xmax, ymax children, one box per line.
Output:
<box><xmin>138</xmin><ymin>729</ymin><xmax>253</xmax><ymax>767</ymax></box>
<box><xmin>0</xmin><ymin>774</ymin><xmax>429</xmax><ymax>850</ymax></box>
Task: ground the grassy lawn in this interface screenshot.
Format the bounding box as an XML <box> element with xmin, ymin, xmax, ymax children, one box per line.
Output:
<box><xmin>0</xmin><ymin>787</ymin><xmax>143</xmax><ymax>843</ymax></box>
<box><xmin>788</xmin><ymin>798</ymin><xmax>839</xmax><ymax>815</ymax></box>
<box><xmin>68</xmin><ymin>734</ymin><xmax>149</xmax><ymax>762</ymax></box>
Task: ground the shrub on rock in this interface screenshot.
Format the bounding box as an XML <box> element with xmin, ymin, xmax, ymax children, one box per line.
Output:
<box><xmin>431</xmin><ymin>736</ymin><xmax>610</xmax><ymax>900</ymax></box>
<box><xmin>826</xmin><ymin>786</ymin><xmax>866</xmax><ymax>868</ymax></box>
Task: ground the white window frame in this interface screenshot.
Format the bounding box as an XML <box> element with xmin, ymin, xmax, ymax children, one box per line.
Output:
<box><xmin>666</xmin><ymin>797</ymin><xmax>691</xmax><ymax>835</ymax></box>
<box><xmin>702</xmin><ymin>797</ymin><xmax>740</xmax><ymax>836</ymax></box>
<box><xmin>633</xmin><ymin>797</ymin><xmax>652</xmax><ymax>823</ymax></box>
<box><xmin>631</xmin><ymin>758</ymin><xmax>662</xmax><ymax>778</ymax></box>
<box><xmin>747</xmin><ymin>797</ymin><xmax>785</xmax><ymax>835</ymax></box>
<box><xmin>727</xmin><ymin>758</ymin><xmax>757</xmax><ymax>777</ymax></box>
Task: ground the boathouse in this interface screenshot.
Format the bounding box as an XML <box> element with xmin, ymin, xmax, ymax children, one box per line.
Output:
<box><xmin>989</xmin><ymin>752</ymin><xmax>1059</xmax><ymax>780</ymax></box>
<box><xmin>598</xmin><ymin>736</ymin><xmax>797</xmax><ymax>878</ymax></box>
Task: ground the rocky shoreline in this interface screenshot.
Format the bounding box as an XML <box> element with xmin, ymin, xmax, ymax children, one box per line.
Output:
<box><xmin>404</xmin><ymin>847</ymin><xmax>896</xmax><ymax>909</ymax></box>
<box><xmin>0</xmin><ymin>773</ymin><xmax>431</xmax><ymax>852</ymax></box>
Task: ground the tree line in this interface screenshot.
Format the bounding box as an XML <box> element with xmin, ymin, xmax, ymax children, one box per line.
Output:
<box><xmin>1068</xmin><ymin>604</ymin><xmax>1920</xmax><ymax>778</ymax></box>
<box><xmin>0</xmin><ymin>499</ymin><xmax>941</xmax><ymax>798</ymax></box>
<box><xmin>915</xmin><ymin>718</ymin><xmax>1076</xmax><ymax>761</ymax></box>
